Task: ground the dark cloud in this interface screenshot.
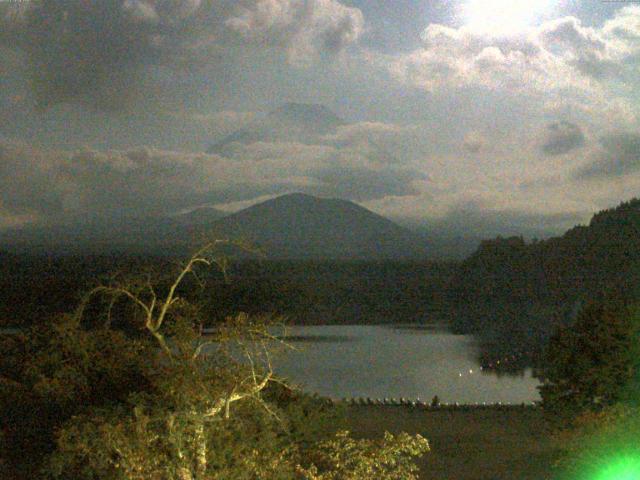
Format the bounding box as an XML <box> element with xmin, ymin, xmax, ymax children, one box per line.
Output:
<box><xmin>57</xmin><ymin>147</ymin><xmax>297</xmax><ymax>218</ymax></box>
<box><xmin>313</xmin><ymin>166</ymin><xmax>425</xmax><ymax>202</ymax></box>
<box><xmin>1</xmin><ymin>0</ymin><xmax>363</xmax><ymax>109</ymax></box>
<box><xmin>0</xmin><ymin>141</ymin><xmax>65</xmax><ymax>217</ymax></box>
<box><xmin>0</xmin><ymin>143</ymin><xmax>222</xmax><ymax>221</ymax></box>
<box><xmin>575</xmin><ymin>132</ymin><xmax>640</xmax><ymax>179</ymax></box>
<box><xmin>571</xmin><ymin>56</ymin><xmax>623</xmax><ymax>79</ymax></box>
<box><xmin>4</xmin><ymin>0</ymin><xmax>182</xmax><ymax>109</ymax></box>
<box><xmin>541</xmin><ymin>121</ymin><xmax>585</xmax><ymax>156</ymax></box>
<box><xmin>538</xmin><ymin>17</ymin><xmax>622</xmax><ymax>79</ymax></box>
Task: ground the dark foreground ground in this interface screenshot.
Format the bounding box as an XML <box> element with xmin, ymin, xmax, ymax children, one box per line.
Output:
<box><xmin>346</xmin><ymin>406</ymin><xmax>561</xmax><ymax>480</ymax></box>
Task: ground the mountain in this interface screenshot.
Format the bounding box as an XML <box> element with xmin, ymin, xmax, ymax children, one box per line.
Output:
<box><xmin>0</xmin><ymin>194</ymin><xmax>429</xmax><ymax>259</ymax></box>
<box><xmin>208</xmin><ymin>103</ymin><xmax>345</xmax><ymax>155</ymax></box>
<box><xmin>204</xmin><ymin>193</ymin><xmax>429</xmax><ymax>260</ymax></box>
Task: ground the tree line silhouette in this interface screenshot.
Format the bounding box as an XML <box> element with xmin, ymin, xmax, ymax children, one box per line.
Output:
<box><xmin>448</xmin><ymin>198</ymin><xmax>640</xmax><ymax>368</ymax></box>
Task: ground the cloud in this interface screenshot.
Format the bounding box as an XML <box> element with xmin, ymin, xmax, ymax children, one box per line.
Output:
<box><xmin>382</xmin><ymin>23</ymin><xmax>551</xmax><ymax>93</ymax></box>
<box><xmin>364</xmin><ymin>191</ymin><xmax>588</xmax><ymax>241</ymax></box>
<box><xmin>55</xmin><ymin>146</ymin><xmax>313</xmax><ymax>217</ymax></box>
<box><xmin>4</xmin><ymin>0</ymin><xmax>188</xmax><ymax>109</ymax></box>
<box><xmin>537</xmin><ymin>16</ymin><xmax>619</xmax><ymax>79</ymax></box>
<box><xmin>602</xmin><ymin>6</ymin><xmax>640</xmax><ymax>54</ymax></box>
<box><xmin>0</xmin><ymin>126</ymin><xmax>424</xmax><ymax>225</ymax></box>
<box><xmin>463</xmin><ymin>131</ymin><xmax>486</xmax><ymax>153</ymax></box>
<box><xmin>540</xmin><ymin>121</ymin><xmax>585</xmax><ymax>156</ymax></box>
<box><xmin>1</xmin><ymin>0</ymin><xmax>363</xmax><ymax>108</ymax></box>
<box><xmin>0</xmin><ymin>141</ymin><xmax>65</xmax><ymax>218</ymax></box>
<box><xmin>321</xmin><ymin>122</ymin><xmax>424</xmax><ymax>165</ymax></box>
<box><xmin>325</xmin><ymin>122</ymin><xmax>408</xmax><ymax>147</ymax></box>
<box><xmin>427</xmin><ymin>202</ymin><xmax>587</xmax><ymax>239</ymax></box>
<box><xmin>209</xmin><ymin>117</ymin><xmax>431</xmax><ymax>202</ymax></box>
<box><xmin>575</xmin><ymin>132</ymin><xmax>640</xmax><ymax>179</ymax></box>
<box><xmin>378</xmin><ymin>8</ymin><xmax>640</xmax><ymax>123</ymax></box>
<box><xmin>312</xmin><ymin>165</ymin><xmax>426</xmax><ymax>201</ymax></box>
<box><xmin>216</xmin><ymin>136</ymin><xmax>425</xmax><ymax>201</ymax></box>
<box><xmin>224</xmin><ymin>0</ymin><xmax>364</xmax><ymax>65</ymax></box>
<box><xmin>0</xmin><ymin>142</ymin><xmax>233</xmax><ymax>221</ymax></box>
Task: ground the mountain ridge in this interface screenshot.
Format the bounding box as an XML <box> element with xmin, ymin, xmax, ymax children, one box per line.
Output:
<box><xmin>207</xmin><ymin>103</ymin><xmax>345</xmax><ymax>155</ymax></box>
<box><xmin>202</xmin><ymin>193</ymin><xmax>430</xmax><ymax>260</ymax></box>
<box><xmin>0</xmin><ymin>193</ymin><xmax>431</xmax><ymax>259</ymax></box>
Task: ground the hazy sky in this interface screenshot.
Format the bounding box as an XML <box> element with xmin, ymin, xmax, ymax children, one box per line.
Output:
<box><xmin>1</xmin><ymin>0</ymin><xmax>639</xmax><ymax>237</ymax></box>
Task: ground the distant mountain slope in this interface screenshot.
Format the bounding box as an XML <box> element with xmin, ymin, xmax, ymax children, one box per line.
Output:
<box><xmin>206</xmin><ymin>193</ymin><xmax>429</xmax><ymax>260</ymax></box>
<box><xmin>208</xmin><ymin>103</ymin><xmax>345</xmax><ymax>154</ymax></box>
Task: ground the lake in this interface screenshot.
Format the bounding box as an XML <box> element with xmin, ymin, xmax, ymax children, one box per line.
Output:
<box><xmin>272</xmin><ymin>324</ymin><xmax>541</xmax><ymax>404</ymax></box>
<box><xmin>0</xmin><ymin>324</ymin><xmax>541</xmax><ymax>404</ymax></box>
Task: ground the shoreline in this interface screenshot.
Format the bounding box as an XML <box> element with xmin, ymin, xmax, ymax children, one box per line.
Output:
<box><xmin>311</xmin><ymin>394</ymin><xmax>540</xmax><ymax>409</ymax></box>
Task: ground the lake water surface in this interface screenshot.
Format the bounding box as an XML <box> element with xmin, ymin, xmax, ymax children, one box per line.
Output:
<box><xmin>0</xmin><ymin>324</ymin><xmax>541</xmax><ymax>404</ymax></box>
<box><xmin>272</xmin><ymin>325</ymin><xmax>541</xmax><ymax>404</ymax></box>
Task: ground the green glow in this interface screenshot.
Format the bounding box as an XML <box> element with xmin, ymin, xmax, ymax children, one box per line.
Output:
<box><xmin>594</xmin><ymin>456</ymin><xmax>640</xmax><ymax>480</ymax></box>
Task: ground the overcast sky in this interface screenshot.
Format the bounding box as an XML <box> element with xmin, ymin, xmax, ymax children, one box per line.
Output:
<box><xmin>1</xmin><ymin>0</ymin><xmax>639</xmax><ymax>237</ymax></box>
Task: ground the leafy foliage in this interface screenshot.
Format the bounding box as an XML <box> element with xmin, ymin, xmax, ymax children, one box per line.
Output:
<box><xmin>0</xmin><ymin>314</ymin><xmax>152</xmax><ymax>478</ymax></box>
<box><xmin>536</xmin><ymin>300</ymin><xmax>639</xmax><ymax>422</ymax></box>
<box><xmin>296</xmin><ymin>430</ymin><xmax>429</xmax><ymax>480</ymax></box>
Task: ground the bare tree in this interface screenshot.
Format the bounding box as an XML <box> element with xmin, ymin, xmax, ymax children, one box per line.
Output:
<box><xmin>73</xmin><ymin>241</ymin><xmax>290</xmax><ymax>480</ymax></box>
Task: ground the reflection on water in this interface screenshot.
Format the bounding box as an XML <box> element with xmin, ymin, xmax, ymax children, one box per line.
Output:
<box><xmin>278</xmin><ymin>335</ymin><xmax>354</xmax><ymax>343</ymax></box>
<box><xmin>273</xmin><ymin>325</ymin><xmax>540</xmax><ymax>404</ymax></box>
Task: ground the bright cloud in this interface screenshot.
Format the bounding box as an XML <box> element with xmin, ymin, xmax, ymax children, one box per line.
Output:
<box><xmin>460</xmin><ymin>0</ymin><xmax>555</xmax><ymax>36</ymax></box>
<box><xmin>379</xmin><ymin>8</ymin><xmax>640</xmax><ymax>131</ymax></box>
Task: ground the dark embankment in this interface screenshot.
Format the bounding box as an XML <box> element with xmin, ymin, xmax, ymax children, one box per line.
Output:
<box><xmin>347</xmin><ymin>405</ymin><xmax>560</xmax><ymax>480</ymax></box>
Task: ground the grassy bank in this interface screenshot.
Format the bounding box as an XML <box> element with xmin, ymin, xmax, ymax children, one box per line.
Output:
<box><xmin>346</xmin><ymin>406</ymin><xmax>561</xmax><ymax>480</ymax></box>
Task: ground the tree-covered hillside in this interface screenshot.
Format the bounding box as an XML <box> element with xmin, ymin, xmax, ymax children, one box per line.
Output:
<box><xmin>449</xmin><ymin>198</ymin><xmax>640</xmax><ymax>364</ymax></box>
<box><xmin>0</xmin><ymin>254</ymin><xmax>456</xmax><ymax>328</ymax></box>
